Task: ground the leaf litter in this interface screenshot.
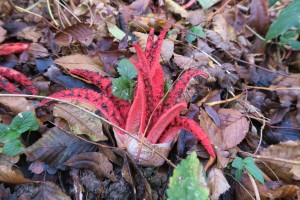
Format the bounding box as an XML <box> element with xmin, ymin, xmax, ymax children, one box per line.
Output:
<box><xmin>0</xmin><ymin>0</ymin><xmax>299</xmax><ymax>199</ymax></box>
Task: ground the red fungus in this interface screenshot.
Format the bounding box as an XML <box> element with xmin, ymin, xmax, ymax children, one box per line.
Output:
<box><xmin>0</xmin><ymin>43</ymin><xmax>30</xmax><ymax>55</ymax></box>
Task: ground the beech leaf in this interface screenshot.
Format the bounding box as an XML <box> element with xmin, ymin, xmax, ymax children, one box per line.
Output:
<box><xmin>33</xmin><ymin>181</ymin><xmax>71</xmax><ymax>200</ymax></box>
<box><xmin>117</xmin><ymin>59</ymin><xmax>138</xmax><ymax>79</ymax></box>
<box><xmin>207</xmin><ymin>168</ymin><xmax>230</xmax><ymax>200</ymax></box>
<box><xmin>0</xmin><ymin>160</ymin><xmax>32</xmax><ymax>184</ymax></box>
<box><xmin>25</xmin><ymin>127</ymin><xmax>96</xmax><ymax>173</ymax></box>
<box><xmin>65</xmin><ymin>152</ymin><xmax>117</xmax><ymax>182</ymax></box>
<box><xmin>53</xmin><ymin>104</ymin><xmax>107</xmax><ymax>142</ymax></box>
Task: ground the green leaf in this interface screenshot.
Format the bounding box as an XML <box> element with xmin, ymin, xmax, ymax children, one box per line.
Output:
<box><xmin>269</xmin><ymin>0</ymin><xmax>279</xmax><ymax>7</ymax></box>
<box><xmin>10</xmin><ymin>111</ymin><xmax>39</xmax><ymax>135</ymax></box>
<box><xmin>2</xmin><ymin>139</ymin><xmax>24</xmax><ymax>156</ymax></box>
<box><xmin>197</xmin><ymin>0</ymin><xmax>220</xmax><ymax>9</ymax></box>
<box><xmin>235</xmin><ymin>169</ymin><xmax>243</xmax><ymax>181</ymax></box>
<box><xmin>0</xmin><ymin>124</ymin><xmax>10</xmax><ymax>142</ymax></box>
<box><xmin>112</xmin><ymin>77</ymin><xmax>136</xmax><ymax>100</ymax></box>
<box><xmin>280</xmin><ymin>37</ymin><xmax>300</xmax><ymax>50</ymax></box>
<box><xmin>117</xmin><ymin>59</ymin><xmax>138</xmax><ymax>79</ymax></box>
<box><xmin>243</xmin><ymin>157</ymin><xmax>265</xmax><ymax>184</ymax></box>
<box><xmin>167</xmin><ymin>152</ymin><xmax>209</xmax><ymax>200</ymax></box>
<box><xmin>232</xmin><ymin>157</ymin><xmax>243</xmax><ymax>170</ymax></box>
<box><xmin>265</xmin><ymin>0</ymin><xmax>300</xmax><ymax>41</ymax></box>
<box><xmin>185</xmin><ymin>26</ymin><xmax>206</xmax><ymax>43</ymax></box>
<box><xmin>106</xmin><ymin>22</ymin><xmax>126</xmax><ymax>40</ymax></box>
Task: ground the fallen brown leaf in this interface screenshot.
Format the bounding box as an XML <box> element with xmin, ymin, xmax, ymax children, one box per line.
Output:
<box><xmin>207</xmin><ymin>167</ymin><xmax>230</xmax><ymax>200</ymax></box>
<box><xmin>0</xmin><ymin>97</ymin><xmax>35</xmax><ymax>113</ymax></box>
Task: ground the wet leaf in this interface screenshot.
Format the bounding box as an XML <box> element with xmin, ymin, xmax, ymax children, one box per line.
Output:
<box><xmin>54</xmin><ymin>54</ymin><xmax>105</xmax><ymax>73</ymax></box>
<box><xmin>25</xmin><ymin>127</ymin><xmax>96</xmax><ymax>173</ymax></box>
<box><xmin>53</xmin><ymin>104</ymin><xmax>107</xmax><ymax>142</ymax></box>
<box><xmin>33</xmin><ymin>181</ymin><xmax>71</xmax><ymax>200</ymax></box>
<box><xmin>65</xmin><ymin>152</ymin><xmax>117</xmax><ymax>182</ymax></box>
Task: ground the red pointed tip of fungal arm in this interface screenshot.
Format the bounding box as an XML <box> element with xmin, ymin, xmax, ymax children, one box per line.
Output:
<box><xmin>159</xmin><ymin>116</ymin><xmax>216</xmax><ymax>158</ymax></box>
<box><xmin>39</xmin><ymin>88</ymin><xmax>125</xmax><ymax>128</ymax></box>
<box><xmin>164</xmin><ymin>69</ymin><xmax>208</xmax><ymax>110</ymax></box>
<box><xmin>146</xmin><ymin>102</ymin><xmax>187</xmax><ymax>144</ymax></box>
<box><xmin>0</xmin><ymin>66</ymin><xmax>38</xmax><ymax>95</ymax></box>
<box><xmin>0</xmin><ymin>76</ymin><xmax>22</xmax><ymax>94</ymax></box>
<box><xmin>69</xmin><ymin>69</ymin><xmax>131</xmax><ymax>119</ymax></box>
<box><xmin>0</xmin><ymin>43</ymin><xmax>30</xmax><ymax>55</ymax></box>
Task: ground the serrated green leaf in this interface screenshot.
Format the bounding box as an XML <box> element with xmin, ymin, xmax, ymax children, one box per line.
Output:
<box><xmin>167</xmin><ymin>152</ymin><xmax>209</xmax><ymax>200</ymax></box>
<box><xmin>117</xmin><ymin>59</ymin><xmax>138</xmax><ymax>79</ymax></box>
<box><xmin>2</xmin><ymin>139</ymin><xmax>24</xmax><ymax>156</ymax></box>
<box><xmin>197</xmin><ymin>0</ymin><xmax>220</xmax><ymax>9</ymax></box>
<box><xmin>185</xmin><ymin>26</ymin><xmax>206</xmax><ymax>43</ymax></box>
<box><xmin>265</xmin><ymin>0</ymin><xmax>300</xmax><ymax>41</ymax></box>
<box><xmin>10</xmin><ymin>112</ymin><xmax>39</xmax><ymax>135</ymax></box>
<box><xmin>112</xmin><ymin>77</ymin><xmax>136</xmax><ymax>100</ymax></box>
<box><xmin>0</xmin><ymin>124</ymin><xmax>10</xmax><ymax>142</ymax></box>
<box><xmin>232</xmin><ymin>157</ymin><xmax>243</xmax><ymax>170</ymax></box>
<box><xmin>243</xmin><ymin>157</ymin><xmax>264</xmax><ymax>184</ymax></box>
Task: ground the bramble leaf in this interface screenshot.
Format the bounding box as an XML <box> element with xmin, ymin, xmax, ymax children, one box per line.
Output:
<box><xmin>243</xmin><ymin>157</ymin><xmax>264</xmax><ymax>184</ymax></box>
<box><xmin>185</xmin><ymin>26</ymin><xmax>206</xmax><ymax>43</ymax></box>
<box><xmin>117</xmin><ymin>59</ymin><xmax>138</xmax><ymax>79</ymax></box>
<box><xmin>10</xmin><ymin>111</ymin><xmax>39</xmax><ymax>135</ymax></box>
<box><xmin>167</xmin><ymin>152</ymin><xmax>209</xmax><ymax>200</ymax></box>
<box><xmin>112</xmin><ymin>77</ymin><xmax>136</xmax><ymax>100</ymax></box>
<box><xmin>0</xmin><ymin>124</ymin><xmax>10</xmax><ymax>142</ymax></box>
<box><xmin>2</xmin><ymin>140</ymin><xmax>24</xmax><ymax>156</ymax></box>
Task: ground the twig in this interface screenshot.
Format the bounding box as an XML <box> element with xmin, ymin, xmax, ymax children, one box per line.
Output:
<box><xmin>253</xmin><ymin>118</ymin><xmax>265</xmax><ymax>155</ymax></box>
<box><xmin>239</xmin><ymin>151</ymin><xmax>300</xmax><ymax>165</ymax></box>
<box><xmin>0</xmin><ymin>94</ymin><xmax>177</xmax><ymax>168</ymax></box>
<box><xmin>247</xmin><ymin>171</ymin><xmax>261</xmax><ymax>200</ymax></box>
<box><xmin>246</xmin><ymin>85</ymin><xmax>300</xmax><ymax>91</ymax></box>
<box><xmin>46</xmin><ymin>0</ymin><xmax>59</xmax><ymax>26</ymax></box>
<box><xmin>205</xmin><ymin>92</ymin><xmax>244</xmax><ymax>106</ymax></box>
<box><xmin>245</xmin><ymin>25</ymin><xmax>265</xmax><ymax>41</ymax></box>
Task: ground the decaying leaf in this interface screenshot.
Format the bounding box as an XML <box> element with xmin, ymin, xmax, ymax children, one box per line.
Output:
<box><xmin>55</xmin><ymin>23</ymin><xmax>94</xmax><ymax>46</ymax></box>
<box><xmin>33</xmin><ymin>181</ymin><xmax>71</xmax><ymax>200</ymax></box>
<box><xmin>248</xmin><ymin>0</ymin><xmax>269</xmax><ymax>35</ymax></box>
<box><xmin>54</xmin><ymin>103</ymin><xmax>107</xmax><ymax>142</ymax></box>
<box><xmin>0</xmin><ymin>161</ymin><xmax>32</xmax><ymax>184</ymax></box>
<box><xmin>54</xmin><ymin>54</ymin><xmax>105</xmax><ymax>73</ymax></box>
<box><xmin>173</xmin><ymin>53</ymin><xmax>201</xmax><ymax>69</ymax></box>
<box><xmin>213</xmin><ymin>15</ymin><xmax>237</xmax><ymax>43</ymax></box>
<box><xmin>0</xmin><ymin>97</ymin><xmax>34</xmax><ymax>113</ymax></box>
<box><xmin>259</xmin><ymin>140</ymin><xmax>300</xmax><ymax>183</ymax></box>
<box><xmin>122</xmin><ymin>153</ymin><xmax>136</xmax><ymax>197</ymax></box>
<box><xmin>65</xmin><ymin>152</ymin><xmax>117</xmax><ymax>182</ymax></box>
<box><xmin>25</xmin><ymin>127</ymin><xmax>96</xmax><ymax>173</ymax></box>
<box><xmin>207</xmin><ymin>167</ymin><xmax>230</xmax><ymax>200</ymax></box>
<box><xmin>218</xmin><ymin>108</ymin><xmax>249</xmax><ymax>150</ymax></box>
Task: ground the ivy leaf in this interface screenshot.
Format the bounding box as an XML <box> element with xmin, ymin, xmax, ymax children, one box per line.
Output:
<box><xmin>112</xmin><ymin>77</ymin><xmax>136</xmax><ymax>100</ymax></box>
<box><xmin>243</xmin><ymin>157</ymin><xmax>264</xmax><ymax>184</ymax></box>
<box><xmin>117</xmin><ymin>59</ymin><xmax>138</xmax><ymax>79</ymax></box>
<box><xmin>167</xmin><ymin>152</ymin><xmax>209</xmax><ymax>200</ymax></box>
<box><xmin>265</xmin><ymin>0</ymin><xmax>300</xmax><ymax>41</ymax></box>
<box><xmin>2</xmin><ymin>139</ymin><xmax>24</xmax><ymax>156</ymax></box>
<box><xmin>10</xmin><ymin>111</ymin><xmax>39</xmax><ymax>135</ymax></box>
<box><xmin>185</xmin><ymin>26</ymin><xmax>206</xmax><ymax>43</ymax></box>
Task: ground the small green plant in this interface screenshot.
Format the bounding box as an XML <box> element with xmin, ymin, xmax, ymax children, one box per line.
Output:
<box><xmin>112</xmin><ymin>58</ymin><xmax>138</xmax><ymax>100</ymax></box>
<box><xmin>167</xmin><ymin>152</ymin><xmax>209</xmax><ymax>200</ymax></box>
<box><xmin>0</xmin><ymin>111</ymin><xmax>39</xmax><ymax>156</ymax></box>
<box><xmin>265</xmin><ymin>0</ymin><xmax>300</xmax><ymax>50</ymax></box>
<box><xmin>231</xmin><ymin>156</ymin><xmax>264</xmax><ymax>184</ymax></box>
<box><xmin>185</xmin><ymin>26</ymin><xmax>206</xmax><ymax>43</ymax></box>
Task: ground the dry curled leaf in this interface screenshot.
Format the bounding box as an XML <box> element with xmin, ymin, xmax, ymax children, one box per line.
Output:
<box><xmin>122</xmin><ymin>153</ymin><xmax>136</xmax><ymax>197</ymax></box>
<box><xmin>164</xmin><ymin>0</ymin><xmax>188</xmax><ymax>18</ymax></box>
<box><xmin>55</xmin><ymin>23</ymin><xmax>94</xmax><ymax>46</ymax></box>
<box><xmin>54</xmin><ymin>54</ymin><xmax>105</xmax><ymax>73</ymax></box>
<box><xmin>259</xmin><ymin>140</ymin><xmax>300</xmax><ymax>183</ymax></box>
<box><xmin>0</xmin><ymin>161</ymin><xmax>32</xmax><ymax>184</ymax></box>
<box><xmin>248</xmin><ymin>0</ymin><xmax>269</xmax><ymax>35</ymax></box>
<box><xmin>54</xmin><ymin>103</ymin><xmax>107</xmax><ymax>142</ymax></box>
<box><xmin>207</xmin><ymin>167</ymin><xmax>230</xmax><ymax>200</ymax></box>
<box><xmin>65</xmin><ymin>152</ymin><xmax>117</xmax><ymax>182</ymax></box>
